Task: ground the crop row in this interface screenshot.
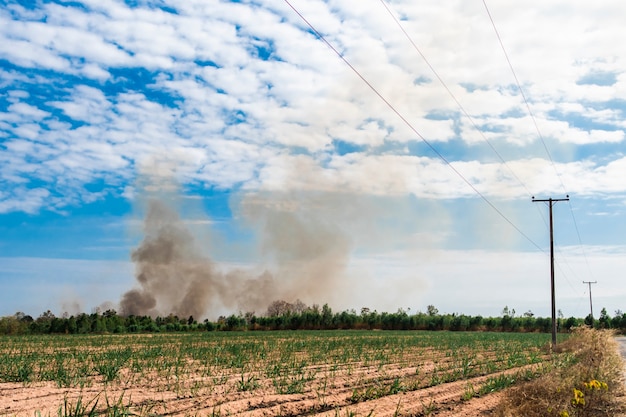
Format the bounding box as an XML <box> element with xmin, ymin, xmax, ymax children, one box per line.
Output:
<box><xmin>0</xmin><ymin>331</ymin><xmax>556</xmax><ymax>391</ymax></box>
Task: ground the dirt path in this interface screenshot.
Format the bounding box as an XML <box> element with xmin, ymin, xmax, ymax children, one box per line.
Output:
<box><xmin>617</xmin><ymin>337</ymin><xmax>626</xmax><ymax>383</ymax></box>
<box><xmin>614</xmin><ymin>337</ymin><xmax>626</xmax><ymax>417</ymax></box>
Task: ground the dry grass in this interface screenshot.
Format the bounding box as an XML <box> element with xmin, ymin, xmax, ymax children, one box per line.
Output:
<box><xmin>497</xmin><ymin>327</ymin><xmax>626</xmax><ymax>417</ymax></box>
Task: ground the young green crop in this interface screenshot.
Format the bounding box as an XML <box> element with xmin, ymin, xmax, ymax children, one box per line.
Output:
<box><xmin>0</xmin><ymin>330</ymin><xmax>562</xmax><ymax>415</ymax></box>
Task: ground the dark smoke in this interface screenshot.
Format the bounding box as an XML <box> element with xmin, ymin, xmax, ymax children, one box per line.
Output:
<box><xmin>121</xmin><ymin>199</ymin><xmax>231</xmax><ymax>318</ymax></box>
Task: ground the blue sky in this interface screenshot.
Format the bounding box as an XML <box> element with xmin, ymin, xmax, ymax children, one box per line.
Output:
<box><xmin>1</xmin><ymin>0</ymin><xmax>625</xmax><ymax>319</ymax></box>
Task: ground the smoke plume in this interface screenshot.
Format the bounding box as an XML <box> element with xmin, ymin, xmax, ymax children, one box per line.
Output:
<box><xmin>119</xmin><ymin>156</ymin><xmax>432</xmax><ymax>319</ymax></box>
<box><xmin>119</xmin><ymin>191</ymin><xmax>356</xmax><ymax>319</ymax></box>
<box><xmin>121</xmin><ymin>199</ymin><xmax>213</xmax><ymax>318</ymax></box>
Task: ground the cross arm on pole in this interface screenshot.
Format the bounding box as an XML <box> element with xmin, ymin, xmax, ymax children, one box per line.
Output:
<box><xmin>583</xmin><ymin>281</ymin><xmax>597</xmax><ymax>323</ymax></box>
<box><xmin>531</xmin><ymin>195</ymin><xmax>570</xmax><ymax>203</ymax></box>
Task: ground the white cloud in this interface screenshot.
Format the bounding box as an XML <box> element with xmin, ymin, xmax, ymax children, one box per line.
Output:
<box><xmin>0</xmin><ymin>0</ymin><xmax>625</xmax><ymax>213</ymax></box>
<box><xmin>0</xmin><ymin>187</ymin><xmax>50</xmax><ymax>214</ymax></box>
<box><xmin>8</xmin><ymin>103</ymin><xmax>50</xmax><ymax>119</ymax></box>
<box><xmin>0</xmin><ymin>37</ymin><xmax>71</xmax><ymax>72</ymax></box>
<box><xmin>48</xmin><ymin>85</ymin><xmax>111</xmax><ymax>123</ymax></box>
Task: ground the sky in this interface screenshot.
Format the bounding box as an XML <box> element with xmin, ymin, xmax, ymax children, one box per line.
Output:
<box><xmin>1</xmin><ymin>0</ymin><xmax>625</xmax><ymax>320</ymax></box>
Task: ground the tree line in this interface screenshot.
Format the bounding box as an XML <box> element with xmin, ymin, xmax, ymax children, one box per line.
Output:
<box><xmin>0</xmin><ymin>301</ymin><xmax>623</xmax><ymax>335</ymax></box>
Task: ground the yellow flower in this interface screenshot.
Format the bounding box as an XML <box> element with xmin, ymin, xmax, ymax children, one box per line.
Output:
<box><xmin>584</xmin><ymin>379</ymin><xmax>609</xmax><ymax>391</ymax></box>
<box><xmin>571</xmin><ymin>388</ymin><xmax>585</xmax><ymax>406</ymax></box>
<box><xmin>559</xmin><ymin>411</ymin><xmax>570</xmax><ymax>417</ymax></box>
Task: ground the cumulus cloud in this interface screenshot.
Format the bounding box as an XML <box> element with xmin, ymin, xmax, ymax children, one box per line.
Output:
<box><xmin>0</xmin><ymin>187</ymin><xmax>50</xmax><ymax>214</ymax></box>
<box><xmin>0</xmin><ymin>0</ymin><xmax>625</xmax><ymax>216</ymax></box>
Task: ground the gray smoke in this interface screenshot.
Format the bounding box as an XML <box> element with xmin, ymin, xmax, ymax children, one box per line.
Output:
<box><xmin>119</xmin><ymin>182</ymin><xmax>430</xmax><ymax>319</ymax></box>
<box><xmin>238</xmin><ymin>191</ymin><xmax>353</xmax><ymax>304</ymax></box>
<box><xmin>120</xmin><ymin>199</ymin><xmax>235</xmax><ymax>318</ymax></box>
<box><xmin>119</xmin><ymin>189</ymin><xmax>360</xmax><ymax>319</ymax></box>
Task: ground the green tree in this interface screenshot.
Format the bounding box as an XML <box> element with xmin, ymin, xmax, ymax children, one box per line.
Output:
<box><xmin>321</xmin><ymin>304</ymin><xmax>333</xmax><ymax>328</ymax></box>
<box><xmin>598</xmin><ymin>307</ymin><xmax>611</xmax><ymax>329</ymax></box>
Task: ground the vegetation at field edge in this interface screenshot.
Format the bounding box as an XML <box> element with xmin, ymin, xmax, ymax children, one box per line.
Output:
<box><xmin>497</xmin><ymin>327</ymin><xmax>626</xmax><ymax>417</ymax></box>
<box><xmin>2</xmin><ymin>302</ymin><xmax>624</xmax><ymax>335</ymax></box>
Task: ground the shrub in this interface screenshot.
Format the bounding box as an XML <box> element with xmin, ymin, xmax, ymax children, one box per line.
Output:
<box><xmin>497</xmin><ymin>327</ymin><xmax>625</xmax><ymax>417</ymax></box>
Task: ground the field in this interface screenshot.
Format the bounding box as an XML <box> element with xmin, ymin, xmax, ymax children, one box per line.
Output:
<box><xmin>0</xmin><ymin>331</ymin><xmax>562</xmax><ymax>416</ymax></box>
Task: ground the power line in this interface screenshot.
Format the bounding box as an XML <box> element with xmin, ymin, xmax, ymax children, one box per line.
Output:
<box><xmin>481</xmin><ymin>0</ymin><xmax>566</xmax><ymax>195</ymax></box>
<box><xmin>567</xmin><ymin>200</ymin><xmax>597</xmax><ymax>281</ymax></box>
<box><xmin>553</xmin><ymin>250</ymin><xmax>587</xmax><ymax>317</ymax></box>
<box><xmin>554</xmin><ymin>251</ymin><xmax>584</xmax><ymax>294</ymax></box>
<box><xmin>378</xmin><ymin>0</ymin><xmax>533</xmax><ymax>199</ymax></box>
<box><xmin>283</xmin><ymin>0</ymin><xmax>543</xmax><ymax>252</ymax></box>
<box><xmin>482</xmin><ymin>0</ymin><xmax>594</xmax><ymax>304</ymax></box>
<box><xmin>378</xmin><ymin>0</ymin><xmax>554</xmax><ymax>263</ymax></box>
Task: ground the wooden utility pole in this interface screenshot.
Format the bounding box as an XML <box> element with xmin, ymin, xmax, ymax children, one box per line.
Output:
<box><xmin>583</xmin><ymin>280</ymin><xmax>597</xmax><ymax>323</ymax></box>
<box><xmin>532</xmin><ymin>195</ymin><xmax>569</xmax><ymax>348</ymax></box>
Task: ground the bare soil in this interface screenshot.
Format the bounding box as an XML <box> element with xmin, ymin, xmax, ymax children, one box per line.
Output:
<box><xmin>0</xmin><ymin>362</ymin><xmax>540</xmax><ymax>416</ymax></box>
<box><xmin>0</xmin><ymin>332</ymin><xmax>571</xmax><ymax>416</ymax></box>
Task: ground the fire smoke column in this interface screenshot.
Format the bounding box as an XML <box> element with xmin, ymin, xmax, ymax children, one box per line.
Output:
<box><xmin>238</xmin><ymin>191</ymin><xmax>353</xmax><ymax>305</ymax></box>
<box><xmin>120</xmin><ymin>199</ymin><xmax>217</xmax><ymax>318</ymax></box>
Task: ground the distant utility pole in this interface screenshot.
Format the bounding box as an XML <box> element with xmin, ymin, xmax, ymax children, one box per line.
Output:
<box><xmin>532</xmin><ymin>195</ymin><xmax>569</xmax><ymax>348</ymax></box>
<box><xmin>583</xmin><ymin>280</ymin><xmax>597</xmax><ymax>322</ymax></box>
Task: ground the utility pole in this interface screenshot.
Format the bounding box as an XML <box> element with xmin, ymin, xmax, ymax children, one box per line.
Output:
<box><xmin>532</xmin><ymin>195</ymin><xmax>569</xmax><ymax>348</ymax></box>
<box><xmin>583</xmin><ymin>280</ymin><xmax>597</xmax><ymax>323</ymax></box>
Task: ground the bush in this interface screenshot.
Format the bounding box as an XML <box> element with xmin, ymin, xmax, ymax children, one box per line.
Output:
<box><xmin>497</xmin><ymin>327</ymin><xmax>625</xmax><ymax>417</ymax></box>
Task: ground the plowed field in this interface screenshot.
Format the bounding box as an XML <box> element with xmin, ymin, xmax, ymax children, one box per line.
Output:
<box><xmin>0</xmin><ymin>331</ymin><xmax>558</xmax><ymax>416</ymax></box>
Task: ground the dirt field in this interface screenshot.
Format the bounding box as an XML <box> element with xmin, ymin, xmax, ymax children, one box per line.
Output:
<box><xmin>0</xmin><ymin>372</ymin><xmax>512</xmax><ymax>416</ymax></box>
<box><xmin>0</xmin><ymin>331</ymin><xmax>562</xmax><ymax>416</ymax></box>
<box><xmin>0</xmin><ymin>363</ymin><xmax>534</xmax><ymax>416</ymax></box>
